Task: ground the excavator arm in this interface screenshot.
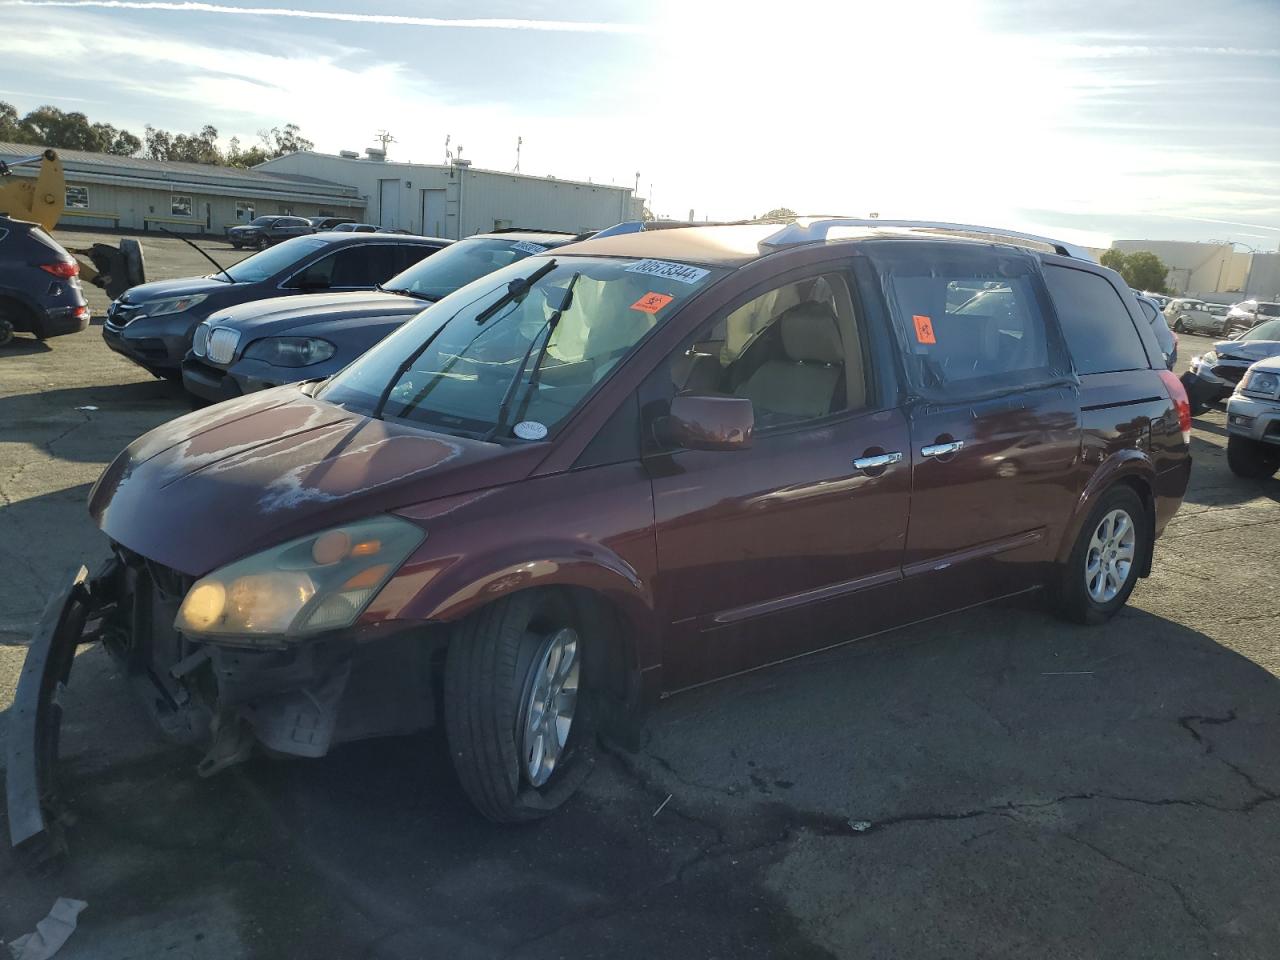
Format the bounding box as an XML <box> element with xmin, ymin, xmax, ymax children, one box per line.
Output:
<box><xmin>0</xmin><ymin>148</ymin><xmax>65</xmax><ymax>233</ymax></box>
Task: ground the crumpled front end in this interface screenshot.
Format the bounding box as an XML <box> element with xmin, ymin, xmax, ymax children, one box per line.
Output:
<box><xmin>7</xmin><ymin>545</ymin><xmax>444</xmax><ymax>868</ymax></box>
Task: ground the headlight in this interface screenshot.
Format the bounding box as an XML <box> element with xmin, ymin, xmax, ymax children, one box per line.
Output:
<box><xmin>243</xmin><ymin>336</ymin><xmax>337</xmax><ymax>367</ymax></box>
<box><xmin>175</xmin><ymin>516</ymin><xmax>425</xmax><ymax>641</ymax></box>
<box><xmin>1243</xmin><ymin>370</ymin><xmax>1280</xmax><ymax>396</ymax></box>
<box><xmin>1201</xmin><ymin>351</ymin><xmax>1217</xmax><ymax>365</ymax></box>
<box><xmin>143</xmin><ymin>293</ymin><xmax>208</xmax><ymax>317</ymax></box>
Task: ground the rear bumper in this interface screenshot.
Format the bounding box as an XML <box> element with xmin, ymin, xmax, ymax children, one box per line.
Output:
<box><xmin>36</xmin><ymin>304</ymin><xmax>90</xmax><ymax>338</ymax></box>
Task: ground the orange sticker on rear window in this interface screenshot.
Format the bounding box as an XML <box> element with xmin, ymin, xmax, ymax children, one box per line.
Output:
<box><xmin>631</xmin><ymin>292</ymin><xmax>675</xmax><ymax>314</ymax></box>
<box><xmin>912</xmin><ymin>314</ymin><xmax>936</xmax><ymax>344</ymax></box>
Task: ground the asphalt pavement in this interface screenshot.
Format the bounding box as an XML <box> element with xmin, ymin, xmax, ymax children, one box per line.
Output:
<box><xmin>1</xmin><ymin>257</ymin><xmax>1278</xmax><ymax>960</ymax></box>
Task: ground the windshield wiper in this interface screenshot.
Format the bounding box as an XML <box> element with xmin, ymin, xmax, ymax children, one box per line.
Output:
<box><xmin>485</xmin><ymin>271</ymin><xmax>581</xmax><ymax>442</ymax></box>
<box><xmin>474</xmin><ymin>259</ymin><xmax>557</xmax><ymax>325</ymax></box>
<box><xmin>379</xmin><ymin>285</ymin><xmax>438</xmax><ymax>302</ymax></box>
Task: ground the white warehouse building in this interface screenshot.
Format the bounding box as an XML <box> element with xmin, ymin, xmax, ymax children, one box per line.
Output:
<box><xmin>258</xmin><ymin>149</ymin><xmax>639</xmax><ymax>239</ymax></box>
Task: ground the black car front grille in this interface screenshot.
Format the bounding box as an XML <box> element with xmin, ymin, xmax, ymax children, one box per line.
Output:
<box><xmin>1213</xmin><ymin>363</ymin><xmax>1248</xmax><ymax>384</ymax></box>
<box><xmin>107</xmin><ymin>300</ymin><xmax>142</xmax><ymax>327</ymax></box>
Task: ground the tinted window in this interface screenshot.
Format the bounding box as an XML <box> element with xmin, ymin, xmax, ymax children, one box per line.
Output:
<box><xmin>1259</xmin><ymin>304</ymin><xmax>1280</xmax><ymax>318</ymax></box>
<box><xmin>1138</xmin><ymin>299</ymin><xmax>1158</xmax><ymax>323</ymax></box>
<box><xmin>298</xmin><ymin>244</ymin><xmax>405</xmax><ymax>287</ymax></box>
<box><xmin>382</xmin><ymin>237</ymin><xmax>551</xmax><ymax>301</ymax></box>
<box><xmin>1043</xmin><ymin>265</ymin><xmax>1149</xmax><ymax>374</ymax></box>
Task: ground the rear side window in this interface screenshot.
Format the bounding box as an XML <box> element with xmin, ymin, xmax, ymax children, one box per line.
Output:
<box><xmin>1043</xmin><ymin>265</ymin><xmax>1149</xmax><ymax>374</ymax></box>
<box><xmin>872</xmin><ymin>245</ymin><xmax>1062</xmax><ymax>396</ymax></box>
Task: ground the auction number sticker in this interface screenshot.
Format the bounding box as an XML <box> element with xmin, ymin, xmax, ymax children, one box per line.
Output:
<box><xmin>511</xmin><ymin>241</ymin><xmax>549</xmax><ymax>255</ymax></box>
<box><xmin>624</xmin><ymin>259</ymin><xmax>710</xmax><ymax>284</ymax></box>
<box><xmin>912</xmin><ymin>314</ymin><xmax>937</xmax><ymax>344</ymax></box>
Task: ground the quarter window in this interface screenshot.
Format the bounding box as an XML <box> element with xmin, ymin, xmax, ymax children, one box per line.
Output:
<box><xmin>651</xmin><ymin>271</ymin><xmax>868</xmax><ymax>434</ymax></box>
<box><xmin>65</xmin><ymin>186</ymin><xmax>89</xmax><ymax>209</ymax></box>
<box><xmin>171</xmin><ymin>195</ymin><xmax>193</xmax><ymax>217</ymax></box>
<box><xmin>1043</xmin><ymin>265</ymin><xmax>1150</xmax><ymax>374</ymax></box>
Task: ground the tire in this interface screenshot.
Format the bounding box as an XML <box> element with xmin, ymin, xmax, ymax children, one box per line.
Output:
<box><xmin>255</xmin><ymin>236</ymin><xmax>270</xmax><ymax>251</ymax></box>
<box><xmin>231</xmin><ymin>242</ymin><xmax>242</xmax><ymax>250</ymax></box>
<box><xmin>1227</xmin><ymin>435</ymin><xmax>1280</xmax><ymax>479</ymax></box>
<box><xmin>0</xmin><ymin>315</ymin><xmax>13</xmax><ymax>347</ymax></box>
<box><xmin>1055</xmin><ymin>485</ymin><xmax>1149</xmax><ymax>625</ymax></box>
<box><xmin>1172</xmin><ymin>318</ymin><xmax>1184</xmax><ymax>333</ymax></box>
<box><xmin>444</xmin><ymin>589</ymin><xmax>594</xmax><ymax>823</ymax></box>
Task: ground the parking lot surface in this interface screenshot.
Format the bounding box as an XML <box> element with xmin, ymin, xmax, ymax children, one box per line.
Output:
<box><xmin>2</xmin><ymin>240</ymin><xmax>1278</xmax><ymax>959</ymax></box>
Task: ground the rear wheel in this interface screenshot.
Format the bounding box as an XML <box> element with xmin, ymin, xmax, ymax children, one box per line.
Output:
<box><xmin>1227</xmin><ymin>435</ymin><xmax>1280</xmax><ymax>478</ymax></box>
<box><xmin>255</xmin><ymin>236</ymin><xmax>270</xmax><ymax>251</ymax></box>
<box><xmin>0</xmin><ymin>316</ymin><xmax>13</xmax><ymax>347</ymax></box>
<box><xmin>1055</xmin><ymin>486</ymin><xmax>1149</xmax><ymax>625</ymax></box>
<box><xmin>444</xmin><ymin>590</ymin><xmax>594</xmax><ymax>822</ymax></box>
<box><xmin>1172</xmin><ymin>317</ymin><xmax>1184</xmax><ymax>333</ymax></box>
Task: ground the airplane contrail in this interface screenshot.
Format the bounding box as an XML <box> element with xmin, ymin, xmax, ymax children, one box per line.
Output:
<box><xmin>3</xmin><ymin>0</ymin><xmax>648</xmax><ymax>33</ymax></box>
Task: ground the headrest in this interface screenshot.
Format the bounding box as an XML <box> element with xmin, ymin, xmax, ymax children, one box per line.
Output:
<box><xmin>780</xmin><ymin>301</ymin><xmax>844</xmax><ymax>364</ymax></box>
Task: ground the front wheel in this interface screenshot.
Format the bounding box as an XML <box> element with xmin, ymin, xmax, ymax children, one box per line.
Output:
<box><xmin>1227</xmin><ymin>435</ymin><xmax>1280</xmax><ymax>479</ymax></box>
<box><xmin>0</xmin><ymin>316</ymin><xmax>14</xmax><ymax>347</ymax></box>
<box><xmin>444</xmin><ymin>590</ymin><xmax>594</xmax><ymax>822</ymax></box>
<box><xmin>255</xmin><ymin>236</ymin><xmax>269</xmax><ymax>251</ymax></box>
<box><xmin>1055</xmin><ymin>486</ymin><xmax>1149</xmax><ymax>625</ymax></box>
<box><xmin>1172</xmin><ymin>318</ymin><xmax>1184</xmax><ymax>333</ymax></box>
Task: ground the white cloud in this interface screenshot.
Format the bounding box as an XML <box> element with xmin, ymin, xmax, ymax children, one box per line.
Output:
<box><xmin>3</xmin><ymin>0</ymin><xmax>647</xmax><ymax>33</ymax></box>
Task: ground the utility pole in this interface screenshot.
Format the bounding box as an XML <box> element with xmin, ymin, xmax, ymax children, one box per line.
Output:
<box><xmin>374</xmin><ymin>130</ymin><xmax>396</xmax><ymax>156</ymax></box>
<box><xmin>444</xmin><ymin>134</ymin><xmax>451</xmax><ymax>164</ymax></box>
<box><xmin>514</xmin><ymin>136</ymin><xmax>522</xmax><ymax>173</ymax></box>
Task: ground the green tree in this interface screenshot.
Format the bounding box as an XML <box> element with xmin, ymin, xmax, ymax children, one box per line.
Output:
<box><xmin>1100</xmin><ymin>248</ymin><xmax>1169</xmax><ymax>293</ymax></box>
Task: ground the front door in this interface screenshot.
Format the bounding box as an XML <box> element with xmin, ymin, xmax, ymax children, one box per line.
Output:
<box><xmin>867</xmin><ymin>242</ymin><xmax>1081</xmax><ymax>609</ymax></box>
<box><xmin>643</xmin><ymin>265</ymin><xmax>911</xmax><ymax>691</ymax></box>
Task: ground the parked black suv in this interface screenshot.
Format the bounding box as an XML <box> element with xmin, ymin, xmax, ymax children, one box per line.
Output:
<box><xmin>181</xmin><ymin>230</ymin><xmax>581</xmax><ymax>402</ymax></box>
<box><xmin>0</xmin><ymin>214</ymin><xmax>90</xmax><ymax>346</ymax></box>
<box><xmin>104</xmin><ymin>233</ymin><xmax>450</xmax><ymax>379</ymax></box>
<box><xmin>309</xmin><ymin>216</ymin><xmax>357</xmax><ymax>231</ymax></box>
<box><xmin>227</xmin><ymin>216</ymin><xmax>314</xmax><ymax>250</ymax></box>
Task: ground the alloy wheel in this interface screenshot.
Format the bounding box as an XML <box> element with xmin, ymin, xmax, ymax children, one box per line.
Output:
<box><xmin>1084</xmin><ymin>508</ymin><xmax>1136</xmax><ymax>603</ymax></box>
<box><xmin>519</xmin><ymin>627</ymin><xmax>580</xmax><ymax>788</ymax></box>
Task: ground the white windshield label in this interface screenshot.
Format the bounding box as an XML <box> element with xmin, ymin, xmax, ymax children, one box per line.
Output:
<box><xmin>624</xmin><ymin>259</ymin><xmax>710</xmax><ymax>284</ymax></box>
<box><xmin>513</xmin><ymin>421</ymin><xmax>548</xmax><ymax>440</ymax></box>
<box><xmin>510</xmin><ymin>240</ymin><xmax>549</xmax><ymax>255</ymax></box>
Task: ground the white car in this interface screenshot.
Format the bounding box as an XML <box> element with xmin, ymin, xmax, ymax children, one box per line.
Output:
<box><xmin>1164</xmin><ymin>298</ymin><xmax>1221</xmax><ymax>335</ymax></box>
<box><xmin>1225</xmin><ymin>355</ymin><xmax>1280</xmax><ymax>477</ymax></box>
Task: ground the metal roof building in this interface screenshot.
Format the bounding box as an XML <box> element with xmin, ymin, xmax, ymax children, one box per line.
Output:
<box><xmin>0</xmin><ymin>141</ymin><xmax>364</xmax><ymax>234</ymax></box>
<box><xmin>257</xmin><ymin>149</ymin><xmax>640</xmax><ymax>239</ymax></box>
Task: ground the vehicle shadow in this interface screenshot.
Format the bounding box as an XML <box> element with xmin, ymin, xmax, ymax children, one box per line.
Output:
<box><xmin>2</xmin><ymin>602</ymin><xmax>1278</xmax><ymax>959</ymax></box>
<box><xmin>0</xmin><ymin>337</ymin><xmax>52</xmax><ymax>357</ymax></box>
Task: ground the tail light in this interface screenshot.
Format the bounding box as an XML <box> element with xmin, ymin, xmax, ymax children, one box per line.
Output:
<box><xmin>1157</xmin><ymin>369</ymin><xmax>1192</xmax><ymax>446</ymax></box>
<box><xmin>39</xmin><ymin>260</ymin><xmax>79</xmax><ymax>279</ymax></box>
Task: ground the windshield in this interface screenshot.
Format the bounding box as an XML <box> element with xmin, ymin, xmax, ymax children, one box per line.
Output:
<box><xmin>1240</xmin><ymin>319</ymin><xmax>1280</xmax><ymax>341</ymax></box>
<box><xmin>224</xmin><ymin>237</ymin><xmax>327</xmax><ymax>283</ymax></box>
<box><xmin>248</xmin><ymin>217</ymin><xmax>276</xmax><ymax>227</ymax></box>
<box><xmin>320</xmin><ymin>255</ymin><xmax>722</xmax><ymax>440</ymax></box>
<box><xmin>381</xmin><ymin>237</ymin><xmax>557</xmax><ymax>301</ymax></box>
<box><xmin>1207</xmin><ymin>304</ymin><xmax>1228</xmax><ymax>315</ymax></box>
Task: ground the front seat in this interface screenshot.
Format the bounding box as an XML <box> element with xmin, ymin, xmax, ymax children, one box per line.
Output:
<box><xmin>734</xmin><ymin>301</ymin><xmax>844</xmax><ymax>420</ymax></box>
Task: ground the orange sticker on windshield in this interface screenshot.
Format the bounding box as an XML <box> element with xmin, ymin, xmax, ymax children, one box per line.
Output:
<box><xmin>913</xmin><ymin>314</ymin><xmax>936</xmax><ymax>344</ymax></box>
<box><xmin>631</xmin><ymin>292</ymin><xmax>675</xmax><ymax>314</ymax></box>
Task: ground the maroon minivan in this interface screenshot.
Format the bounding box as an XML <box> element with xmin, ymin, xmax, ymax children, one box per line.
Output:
<box><xmin>10</xmin><ymin>220</ymin><xmax>1192</xmax><ymax>856</ymax></box>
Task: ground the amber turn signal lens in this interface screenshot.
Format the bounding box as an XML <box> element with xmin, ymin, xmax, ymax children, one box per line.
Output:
<box><xmin>343</xmin><ymin>564</ymin><xmax>391</xmax><ymax>590</ymax></box>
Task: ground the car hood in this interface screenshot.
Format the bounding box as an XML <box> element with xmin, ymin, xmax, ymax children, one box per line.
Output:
<box><xmin>228</xmin><ymin>224</ymin><xmax>262</xmax><ymax>232</ymax></box>
<box><xmin>121</xmin><ymin>276</ymin><xmax>228</xmax><ymax>302</ymax></box>
<box><xmin>208</xmin><ymin>290</ymin><xmax>419</xmax><ymax>337</ymax></box>
<box><xmin>1247</xmin><ymin>354</ymin><xmax>1280</xmax><ymax>375</ymax></box>
<box><xmin>89</xmin><ymin>385</ymin><xmax>547</xmax><ymax>576</ymax></box>
<box><xmin>1213</xmin><ymin>339</ymin><xmax>1280</xmax><ymax>362</ymax></box>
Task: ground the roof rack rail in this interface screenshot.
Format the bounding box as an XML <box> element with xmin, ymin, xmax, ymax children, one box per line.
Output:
<box><xmin>759</xmin><ymin>218</ymin><xmax>1095</xmax><ymax>262</ymax></box>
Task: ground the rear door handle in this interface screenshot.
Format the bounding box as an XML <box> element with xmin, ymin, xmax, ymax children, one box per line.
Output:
<box><xmin>852</xmin><ymin>451</ymin><xmax>902</xmax><ymax>471</ymax></box>
<box><xmin>921</xmin><ymin>440</ymin><xmax>964</xmax><ymax>458</ymax></box>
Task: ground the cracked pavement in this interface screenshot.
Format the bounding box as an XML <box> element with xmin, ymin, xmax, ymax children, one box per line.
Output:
<box><xmin>2</xmin><ymin>254</ymin><xmax>1279</xmax><ymax>960</ymax></box>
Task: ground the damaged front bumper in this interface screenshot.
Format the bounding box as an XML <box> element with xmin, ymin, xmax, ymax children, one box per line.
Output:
<box><xmin>7</xmin><ymin>550</ymin><xmax>441</xmax><ymax>867</ymax></box>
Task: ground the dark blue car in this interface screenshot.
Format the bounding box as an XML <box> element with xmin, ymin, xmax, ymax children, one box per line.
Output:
<box><xmin>104</xmin><ymin>232</ymin><xmax>449</xmax><ymax>380</ymax></box>
<box><xmin>0</xmin><ymin>215</ymin><xmax>90</xmax><ymax>346</ymax></box>
<box><xmin>181</xmin><ymin>230</ymin><xmax>583</xmax><ymax>403</ymax></box>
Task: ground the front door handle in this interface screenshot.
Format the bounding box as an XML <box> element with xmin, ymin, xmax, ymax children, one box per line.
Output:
<box><xmin>852</xmin><ymin>451</ymin><xmax>902</xmax><ymax>472</ymax></box>
<box><xmin>921</xmin><ymin>440</ymin><xmax>964</xmax><ymax>458</ymax></box>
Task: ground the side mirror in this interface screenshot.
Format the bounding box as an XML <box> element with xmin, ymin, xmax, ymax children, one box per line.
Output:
<box><xmin>661</xmin><ymin>394</ymin><xmax>754</xmax><ymax>451</ymax></box>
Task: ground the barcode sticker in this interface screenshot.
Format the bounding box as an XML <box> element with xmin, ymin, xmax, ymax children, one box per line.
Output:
<box><xmin>511</xmin><ymin>240</ymin><xmax>549</xmax><ymax>255</ymax></box>
<box><xmin>624</xmin><ymin>259</ymin><xmax>710</xmax><ymax>284</ymax></box>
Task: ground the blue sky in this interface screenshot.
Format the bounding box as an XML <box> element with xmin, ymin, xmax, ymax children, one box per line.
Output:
<box><xmin>1</xmin><ymin>0</ymin><xmax>1278</xmax><ymax>248</ymax></box>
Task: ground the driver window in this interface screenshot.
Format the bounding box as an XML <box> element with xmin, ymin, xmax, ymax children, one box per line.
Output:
<box><xmin>660</xmin><ymin>271</ymin><xmax>867</xmax><ymax>431</ymax></box>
